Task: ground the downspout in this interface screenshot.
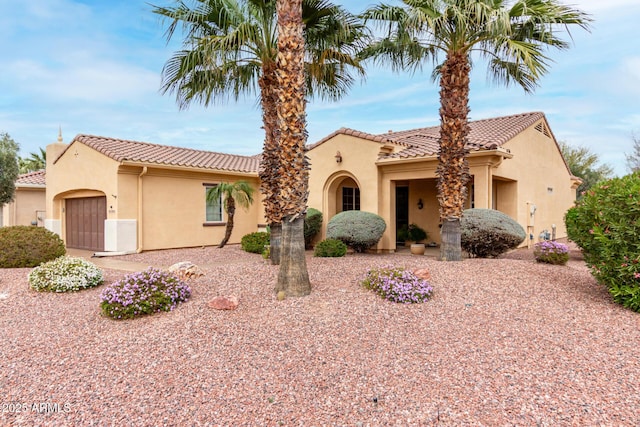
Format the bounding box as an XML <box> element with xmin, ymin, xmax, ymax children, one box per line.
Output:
<box><xmin>136</xmin><ymin>167</ymin><xmax>148</xmax><ymax>253</ymax></box>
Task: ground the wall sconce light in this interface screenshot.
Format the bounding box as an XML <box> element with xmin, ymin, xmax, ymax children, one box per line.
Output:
<box><xmin>417</xmin><ymin>198</ymin><xmax>424</xmax><ymax>210</ymax></box>
<box><xmin>335</xmin><ymin>151</ymin><xmax>342</xmax><ymax>163</ymax></box>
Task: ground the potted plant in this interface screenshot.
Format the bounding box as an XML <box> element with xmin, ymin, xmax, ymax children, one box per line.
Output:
<box><xmin>408</xmin><ymin>224</ymin><xmax>428</xmax><ymax>255</ymax></box>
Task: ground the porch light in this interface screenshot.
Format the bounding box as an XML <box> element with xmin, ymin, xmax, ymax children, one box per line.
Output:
<box><xmin>417</xmin><ymin>198</ymin><xmax>424</xmax><ymax>210</ymax></box>
<box><xmin>335</xmin><ymin>151</ymin><xmax>342</xmax><ymax>163</ymax></box>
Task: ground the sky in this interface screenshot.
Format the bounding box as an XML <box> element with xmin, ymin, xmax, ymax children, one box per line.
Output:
<box><xmin>1</xmin><ymin>0</ymin><xmax>638</xmax><ymax>176</ymax></box>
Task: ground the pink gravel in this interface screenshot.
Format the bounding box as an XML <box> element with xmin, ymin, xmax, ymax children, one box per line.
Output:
<box><xmin>1</xmin><ymin>245</ymin><xmax>639</xmax><ymax>426</ymax></box>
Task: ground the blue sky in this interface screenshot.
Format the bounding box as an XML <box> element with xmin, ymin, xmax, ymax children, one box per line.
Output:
<box><xmin>1</xmin><ymin>0</ymin><xmax>638</xmax><ymax>176</ymax></box>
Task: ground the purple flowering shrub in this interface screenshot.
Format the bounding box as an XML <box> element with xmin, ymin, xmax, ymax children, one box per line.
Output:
<box><xmin>100</xmin><ymin>268</ymin><xmax>191</xmax><ymax>320</ymax></box>
<box><xmin>533</xmin><ymin>241</ymin><xmax>569</xmax><ymax>265</ymax></box>
<box><xmin>362</xmin><ymin>266</ymin><xmax>433</xmax><ymax>303</ymax></box>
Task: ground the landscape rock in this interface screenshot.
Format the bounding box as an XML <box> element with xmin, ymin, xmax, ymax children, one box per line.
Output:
<box><xmin>413</xmin><ymin>268</ymin><xmax>432</xmax><ymax>281</ymax></box>
<box><xmin>208</xmin><ymin>295</ymin><xmax>239</xmax><ymax>310</ymax></box>
<box><xmin>168</xmin><ymin>261</ymin><xmax>204</xmax><ymax>281</ymax></box>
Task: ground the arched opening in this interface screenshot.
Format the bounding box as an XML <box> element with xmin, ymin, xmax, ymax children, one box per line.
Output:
<box><xmin>322</xmin><ymin>173</ymin><xmax>362</xmax><ymax>235</ymax></box>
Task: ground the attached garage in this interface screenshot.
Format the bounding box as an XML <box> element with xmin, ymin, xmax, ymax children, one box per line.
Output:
<box><xmin>65</xmin><ymin>196</ymin><xmax>106</xmax><ymax>251</ymax></box>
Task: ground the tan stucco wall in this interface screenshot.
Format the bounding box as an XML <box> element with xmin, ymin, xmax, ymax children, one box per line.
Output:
<box><xmin>307</xmin><ymin>134</ymin><xmax>391</xmax><ymax>251</ymax></box>
<box><xmin>47</xmin><ymin>141</ymin><xmax>119</xmax><ymax>223</ymax></box>
<box><xmin>1</xmin><ymin>187</ymin><xmax>46</xmax><ymax>227</ymax></box>
<box><xmin>492</xmin><ymin>119</ymin><xmax>576</xmax><ymax>244</ymax></box>
<box><xmin>134</xmin><ymin>168</ymin><xmax>262</xmax><ymax>250</ymax></box>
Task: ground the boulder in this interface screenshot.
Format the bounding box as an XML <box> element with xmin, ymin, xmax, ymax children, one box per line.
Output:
<box><xmin>168</xmin><ymin>261</ymin><xmax>204</xmax><ymax>281</ymax></box>
<box><xmin>208</xmin><ymin>295</ymin><xmax>239</xmax><ymax>310</ymax></box>
<box><xmin>413</xmin><ymin>268</ymin><xmax>431</xmax><ymax>281</ymax></box>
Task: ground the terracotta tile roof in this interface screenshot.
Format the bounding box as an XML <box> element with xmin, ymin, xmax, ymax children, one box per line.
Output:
<box><xmin>58</xmin><ymin>135</ymin><xmax>260</xmax><ymax>173</ymax></box>
<box><xmin>16</xmin><ymin>169</ymin><xmax>46</xmax><ymax>187</ymax></box>
<box><xmin>381</xmin><ymin>112</ymin><xmax>546</xmax><ymax>159</ymax></box>
<box><xmin>307</xmin><ymin>127</ymin><xmax>410</xmax><ymax>150</ymax></box>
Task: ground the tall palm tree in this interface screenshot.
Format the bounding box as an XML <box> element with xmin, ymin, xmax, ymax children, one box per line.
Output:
<box><xmin>153</xmin><ymin>0</ymin><xmax>366</xmax><ymax>265</ymax></box>
<box><xmin>206</xmin><ymin>181</ymin><xmax>255</xmax><ymax>248</ymax></box>
<box><xmin>274</xmin><ymin>0</ymin><xmax>311</xmax><ymax>296</ymax></box>
<box><xmin>361</xmin><ymin>0</ymin><xmax>591</xmax><ymax>261</ymax></box>
<box><xmin>19</xmin><ymin>147</ymin><xmax>46</xmax><ymax>173</ymax></box>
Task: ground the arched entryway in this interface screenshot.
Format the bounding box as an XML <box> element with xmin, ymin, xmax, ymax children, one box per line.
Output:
<box><xmin>322</xmin><ymin>172</ymin><xmax>362</xmax><ymax>228</ymax></box>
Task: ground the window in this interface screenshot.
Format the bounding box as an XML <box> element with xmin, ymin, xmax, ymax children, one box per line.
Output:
<box><xmin>204</xmin><ymin>185</ymin><xmax>223</xmax><ymax>222</ymax></box>
<box><xmin>342</xmin><ymin>187</ymin><xmax>360</xmax><ymax>211</ymax></box>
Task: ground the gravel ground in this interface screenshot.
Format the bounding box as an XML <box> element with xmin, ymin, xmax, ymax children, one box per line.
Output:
<box><xmin>1</xmin><ymin>244</ymin><xmax>639</xmax><ymax>426</ymax></box>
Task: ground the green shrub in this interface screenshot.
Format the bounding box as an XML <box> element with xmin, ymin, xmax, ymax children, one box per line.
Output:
<box><xmin>313</xmin><ymin>238</ymin><xmax>347</xmax><ymax>257</ymax></box>
<box><xmin>397</xmin><ymin>224</ymin><xmax>409</xmax><ymax>242</ymax></box>
<box><xmin>241</xmin><ymin>232</ymin><xmax>270</xmax><ymax>254</ymax></box>
<box><xmin>362</xmin><ymin>266</ymin><xmax>433</xmax><ymax>303</ymax></box>
<box><xmin>408</xmin><ymin>223</ymin><xmax>428</xmax><ymax>242</ymax></box>
<box><xmin>461</xmin><ymin>209</ymin><xmax>525</xmax><ymax>258</ymax></box>
<box><xmin>326</xmin><ymin>210</ymin><xmax>386</xmax><ymax>253</ymax></box>
<box><xmin>0</xmin><ymin>226</ymin><xmax>66</xmax><ymax>268</ymax></box>
<box><xmin>533</xmin><ymin>241</ymin><xmax>569</xmax><ymax>265</ymax></box>
<box><xmin>100</xmin><ymin>268</ymin><xmax>191</xmax><ymax>320</ymax></box>
<box><xmin>564</xmin><ymin>173</ymin><xmax>640</xmax><ymax>312</ymax></box>
<box><xmin>304</xmin><ymin>208</ymin><xmax>323</xmax><ymax>249</ymax></box>
<box><xmin>29</xmin><ymin>256</ymin><xmax>103</xmax><ymax>292</ymax></box>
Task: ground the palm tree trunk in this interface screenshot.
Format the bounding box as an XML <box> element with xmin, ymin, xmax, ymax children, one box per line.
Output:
<box><xmin>269</xmin><ymin>222</ymin><xmax>282</xmax><ymax>265</ymax></box>
<box><xmin>276</xmin><ymin>217</ymin><xmax>310</xmax><ymax>296</ymax></box>
<box><xmin>219</xmin><ymin>196</ymin><xmax>235</xmax><ymax>248</ymax></box>
<box><xmin>275</xmin><ymin>0</ymin><xmax>311</xmax><ymax>296</ymax></box>
<box><xmin>258</xmin><ymin>66</ymin><xmax>282</xmax><ymax>265</ymax></box>
<box><xmin>437</xmin><ymin>52</ymin><xmax>471</xmax><ymax>261</ymax></box>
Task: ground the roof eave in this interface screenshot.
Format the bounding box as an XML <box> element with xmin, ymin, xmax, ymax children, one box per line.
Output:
<box><xmin>119</xmin><ymin>160</ymin><xmax>258</xmax><ymax>178</ymax></box>
<box><xmin>15</xmin><ymin>183</ymin><xmax>46</xmax><ymax>189</ymax></box>
<box><xmin>376</xmin><ymin>148</ymin><xmax>514</xmax><ymax>165</ymax></box>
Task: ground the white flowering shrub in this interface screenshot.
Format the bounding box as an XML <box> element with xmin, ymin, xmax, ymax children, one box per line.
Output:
<box><xmin>29</xmin><ymin>256</ymin><xmax>104</xmax><ymax>292</ymax></box>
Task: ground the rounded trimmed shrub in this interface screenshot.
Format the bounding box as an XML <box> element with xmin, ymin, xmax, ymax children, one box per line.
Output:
<box><xmin>100</xmin><ymin>267</ymin><xmax>191</xmax><ymax>320</ymax></box>
<box><xmin>304</xmin><ymin>208</ymin><xmax>323</xmax><ymax>249</ymax></box>
<box><xmin>461</xmin><ymin>209</ymin><xmax>525</xmax><ymax>258</ymax></box>
<box><xmin>565</xmin><ymin>172</ymin><xmax>640</xmax><ymax>312</ymax></box>
<box><xmin>241</xmin><ymin>232</ymin><xmax>270</xmax><ymax>254</ymax></box>
<box><xmin>533</xmin><ymin>241</ymin><xmax>569</xmax><ymax>265</ymax></box>
<box><xmin>362</xmin><ymin>266</ymin><xmax>433</xmax><ymax>303</ymax></box>
<box><xmin>29</xmin><ymin>256</ymin><xmax>103</xmax><ymax>292</ymax></box>
<box><xmin>313</xmin><ymin>238</ymin><xmax>347</xmax><ymax>257</ymax></box>
<box><xmin>0</xmin><ymin>226</ymin><xmax>66</xmax><ymax>268</ymax></box>
<box><xmin>326</xmin><ymin>210</ymin><xmax>386</xmax><ymax>253</ymax></box>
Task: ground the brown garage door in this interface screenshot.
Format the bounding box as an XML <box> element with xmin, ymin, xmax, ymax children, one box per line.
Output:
<box><xmin>66</xmin><ymin>197</ymin><xmax>106</xmax><ymax>251</ymax></box>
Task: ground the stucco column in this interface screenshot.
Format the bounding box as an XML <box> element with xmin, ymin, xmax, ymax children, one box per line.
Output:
<box><xmin>378</xmin><ymin>176</ymin><xmax>395</xmax><ymax>253</ymax></box>
<box><xmin>470</xmin><ymin>164</ymin><xmax>492</xmax><ymax>209</ymax></box>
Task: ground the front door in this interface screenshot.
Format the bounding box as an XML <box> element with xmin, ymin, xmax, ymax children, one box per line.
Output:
<box><xmin>395</xmin><ymin>186</ymin><xmax>409</xmax><ymax>245</ymax></box>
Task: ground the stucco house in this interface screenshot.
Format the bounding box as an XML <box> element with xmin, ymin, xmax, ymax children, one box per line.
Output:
<box><xmin>45</xmin><ymin>135</ymin><xmax>263</xmax><ymax>253</ymax></box>
<box><xmin>306</xmin><ymin>111</ymin><xmax>580</xmax><ymax>252</ymax></box>
<box><xmin>44</xmin><ymin>111</ymin><xmax>579</xmax><ymax>253</ymax></box>
<box><xmin>1</xmin><ymin>170</ymin><xmax>46</xmax><ymax>227</ymax></box>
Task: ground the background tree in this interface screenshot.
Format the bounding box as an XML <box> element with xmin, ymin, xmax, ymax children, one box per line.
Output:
<box><xmin>206</xmin><ymin>181</ymin><xmax>255</xmax><ymax>248</ymax></box>
<box><xmin>19</xmin><ymin>147</ymin><xmax>46</xmax><ymax>173</ymax></box>
<box><xmin>362</xmin><ymin>0</ymin><xmax>591</xmax><ymax>261</ymax></box>
<box><xmin>559</xmin><ymin>141</ymin><xmax>613</xmax><ymax>199</ymax></box>
<box><xmin>0</xmin><ymin>132</ymin><xmax>20</xmax><ymax>205</ymax></box>
<box><xmin>274</xmin><ymin>0</ymin><xmax>311</xmax><ymax>297</ymax></box>
<box><xmin>153</xmin><ymin>0</ymin><xmax>366</xmax><ymax>265</ymax></box>
<box><xmin>625</xmin><ymin>133</ymin><xmax>640</xmax><ymax>172</ymax></box>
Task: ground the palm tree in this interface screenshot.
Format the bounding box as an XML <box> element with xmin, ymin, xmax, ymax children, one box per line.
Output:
<box><xmin>274</xmin><ymin>0</ymin><xmax>311</xmax><ymax>297</ymax></box>
<box><xmin>361</xmin><ymin>0</ymin><xmax>591</xmax><ymax>261</ymax></box>
<box><xmin>19</xmin><ymin>147</ymin><xmax>46</xmax><ymax>173</ymax></box>
<box><xmin>206</xmin><ymin>181</ymin><xmax>255</xmax><ymax>248</ymax></box>
<box><xmin>153</xmin><ymin>0</ymin><xmax>366</xmax><ymax>265</ymax></box>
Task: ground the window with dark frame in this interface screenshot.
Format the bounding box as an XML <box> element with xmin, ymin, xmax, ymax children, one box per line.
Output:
<box><xmin>204</xmin><ymin>184</ymin><xmax>223</xmax><ymax>222</ymax></box>
<box><xmin>342</xmin><ymin>187</ymin><xmax>360</xmax><ymax>211</ymax></box>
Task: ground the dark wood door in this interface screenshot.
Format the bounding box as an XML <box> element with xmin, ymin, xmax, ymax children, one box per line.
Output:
<box><xmin>65</xmin><ymin>197</ymin><xmax>106</xmax><ymax>251</ymax></box>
